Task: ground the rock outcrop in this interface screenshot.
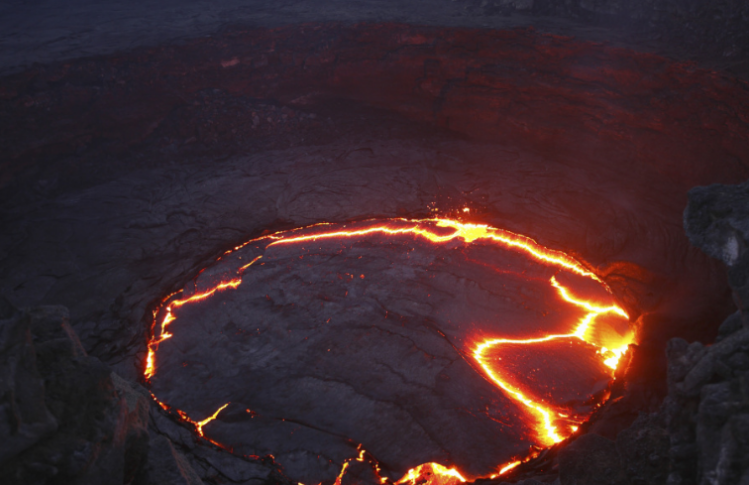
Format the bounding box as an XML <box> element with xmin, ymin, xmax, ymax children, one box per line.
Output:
<box><xmin>685</xmin><ymin>181</ymin><xmax>749</xmax><ymax>330</ymax></box>
<box><xmin>661</xmin><ymin>322</ymin><xmax>749</xmax><ymax>485</ymax></box>
<box><xmin>658</xmin><ymin>182</ymin><xmax>749</xmax><ymax>485</ymax></box>
<box><xmin>0</xmin><ymin>303</ymin><xmax>153</xmax><ymax>484</ymax></box>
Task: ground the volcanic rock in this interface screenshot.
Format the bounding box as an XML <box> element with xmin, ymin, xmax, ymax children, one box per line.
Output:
<box><xmin>0</xmin><ymin>305</ymin><xmax>151</xmax><ymax>485</ymax></box>
<box><xmin>2</xmin><ymin>25</ymin><xmax>746</xmax><ymax>393</ymax></box>
<box><xmin>147</xmin><ymin>394</ymin><xmax>283</xmax><ymax>485</ymax></box>
<box><xmin>496</xmin><ymin>179</ymin><xmax>749</xmax><ymax>485</ymax></box>
<box><xmin>614</xmin><ymin>412</ymin><xmax>669</xmax><ymax>485</ymax></box>
<box><xmin>716</xmin><ymin>311</ymin><xmax>744</xmax><ymax>343</ymax></box>
<box><xmin>642</xmin><ymin>182</ymin><xmax>749</xmax><ymax>484</ymax></box>
<box><xmin>138</xmin><ymin>435</ymin><xmax>204</xmax><ymax>485</ymax></box>
<box><xmin>659</xmin><ymin>326</ymin><xmax>749</xmax><ymax>485</ymax></box>
<box><xmin>0</xmin><ymin>301</ymin><xmax>58</xmax><ymax>463</ymax></box>
<box><xmin>684</xmin><ymin>181</ymin><xmax>749</xmax><ymax>267</ymax></box>
<box><xmin>557</xmin><ymin>433</ymin><xmax>627</xmax><ymax>485</ymax></box>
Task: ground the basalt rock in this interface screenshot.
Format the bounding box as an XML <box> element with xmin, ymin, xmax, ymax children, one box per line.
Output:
<box><xmin>685</xmin><ymin>181</ymin><xmax>749</xmax><ymax>329</ymax></box>
<box><xmin>660</xmin><ymin>326</ymin><xmax>749</xmax><ymax>485</ymax></box>
<box><xmin>0</xmin><ymin>305</ymin><xmax>151</xmax><ymax>484</ymax></box>
<box><xmin>0</xmin><ymin>300</ymin><xmax>58</xmax><ymax>463</ymax></box>
<box><xmin>137</xmin><ymin>435</ymin><xmax>204</xmax><ymax>485</ymax></box>
<box><xmin>558</xmin><ymin>433</ymin><xmax>628</xmax><ymax>485</ymax></box>
<box><xmin>644</xmin><ymin>179</ymin><xmax>749</xmax><ymax>484</ymax></box>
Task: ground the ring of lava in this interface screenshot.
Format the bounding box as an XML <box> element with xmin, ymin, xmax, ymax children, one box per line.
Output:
<box><xmin>144</xmin><ymin>217</ymin><xmax>634</xmax><ymax>484</ymax></box>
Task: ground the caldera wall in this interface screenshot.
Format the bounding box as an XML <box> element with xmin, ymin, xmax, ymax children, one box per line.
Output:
<box><xmin>3</xmin><ymin>22</ymin><xmax>748</xmax><ymax>349</ymax></box>
<box><xmin>2</xmin><ymin>21</ymin><xmax>749</xmax><ymax>485</ymax></box>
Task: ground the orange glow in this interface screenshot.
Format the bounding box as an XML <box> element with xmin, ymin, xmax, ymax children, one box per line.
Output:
<box><xmin>495</xmin><ymin>460</ymin><xmax>521</xmax><ymax>477</ymax></box>
<box><xmin>472</xmin><ymin>276</ymin><xmax>629</xmax><ymax>446</ymax></box>
<box><xmin>599</xmin><ymin>344</ymin><xmax>631</xmax><ymax>370</ymax></box>
<box><xmin>239</xmin><ymin>255</ymin><xmax>263</xmax><ymax>272</ymax></box>
<box><xmin>145</xmin><ymin>278</ymin><xmax>243</xmax><ymax>380</ymax></box>
<box><xmin>172</xmin><ymin>403</ymin><xmax>232</xmax><ymax>449</ymax></box>
<box><xmin>170</xmin><ymin>278</ymin><xmax>243</xmax><ymax>309</ymax></box>
<box><xmin>177</xmin><ymin>402</ymin><xmax>231</xmax><ymax>437</ymax></box>
<box><xmin>144</xmin><ymin>217</ymin><xmax>636</xmax><ymax>485</ymax></box>
<box><xmin>334</xmin><ymin>461</ymin><xmax>351</xmax><ymax>485</ymax></box>
<box><xmin>395</xmin><ymin>463</ymin><xmax>466</xmax><ymax>485</ymax></box>
<box><xmin>267</xmin><ymin>218</ymin><xmax>600</xmax><ymax>281</ymax></box>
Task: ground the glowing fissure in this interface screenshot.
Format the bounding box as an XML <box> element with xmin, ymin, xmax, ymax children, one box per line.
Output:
<box><xmin>145</xmin><ymin>277</ymin><xmax>243</xmax><ymax>380</ymax></box>
<box><xmin>395</xmin><ymin>463</ymin><xmax>466</xmax><ymax>485</ymax></box>
<box><xmin>179</xmin><ymin>403</ymin><xmax>231</xmax><ymax>438</ymax></box>
<box><xmin>145</xmin><ymin>217</ymin><xmax>634</xmax><ymax>484</ymax></box>
<box><xmin>334</xmin><ymin>447</ymin><xmax>390</xmax><ymax>485</ymax></box>
<box><xmin>473</xmin><ymin>275</ymin><xmax>629</xmax><ymax>446</ymax></box>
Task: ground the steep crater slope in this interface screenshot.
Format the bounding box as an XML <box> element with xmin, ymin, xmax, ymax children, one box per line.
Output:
<box><xmin>1</xmin><ymin>23</ymin><xmax>749</xmax><ymax>485</ymax></box>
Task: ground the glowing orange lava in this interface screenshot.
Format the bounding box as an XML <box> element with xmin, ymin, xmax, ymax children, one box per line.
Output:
<box><xmin>145</xmin><ymin>275</ymin><xmax>246</xmax><ymax>379</ymax></box>
<box><xmin>177</xmin><ymin>402</ymin><xmax>231</xmax><ymax>438</ymax></box>
<box><xmin>268</xmin><ymin>218</ymin><xmax>600</xmax><ymax>281</ymax></box>
<box><xmin>333</xmin><ymin>447</ymin><xmax>391</xmax><ymax>485</ymax></box>
<box><xmin>473</xmin><ymin>275</ymin><xmax>629</xmax><ymax>445</ymax></box>
<box><xmin>395</xmin><ymin>463</ymin><xmax>466</xmax><ymax>485</ymax></box>
<box><xmin>494</xmin><ymin>460</ymin><xmax>522</xmax><ymax>477</ymax></box>
<box><xmin>145</xmin><ymin>217</ymin><xmax>634</xmax><ymax>484</ymax></box>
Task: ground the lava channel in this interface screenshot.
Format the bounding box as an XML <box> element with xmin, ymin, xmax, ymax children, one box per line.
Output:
<box><xmin>145</xmin><ymin>217</ymin><xmax>634</xmax><ymax>485</ymax></box>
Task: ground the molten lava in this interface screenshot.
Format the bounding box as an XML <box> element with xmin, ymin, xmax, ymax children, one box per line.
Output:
<box><xmin>179</xmin><ymin>403</ymin><xmax>231</xmax><ymax>438</ymax></box>
<box><xmin>145</xmin><ymin>217</ymin><xmax>633</xmax><ymax>484</ymax></box>
<box><xmin>145</xmin><ymin>278</ymin><xmax>243</xmax><ymax>380</ymax></box>
<box><xmin>395</xmin><ymin>463</ymin><xmax>466</xmax><ymax>485</ymax></box>
<box><xmin>473</xmin><ymin>275</ymin><xmax>629</xmax><ymax>445</ymax></box>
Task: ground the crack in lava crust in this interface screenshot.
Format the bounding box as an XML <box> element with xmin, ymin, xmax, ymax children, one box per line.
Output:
<box><xmin>145</xmin><ymin>217</ymin><xmax>634</xmax><ymax>484</ymax></box>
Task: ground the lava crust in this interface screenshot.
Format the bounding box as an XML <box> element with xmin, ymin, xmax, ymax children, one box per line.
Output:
<box><xmin>147</xmin><ymin>218</ymin><xmax>631</xmax><ymax>483</ymax></box>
